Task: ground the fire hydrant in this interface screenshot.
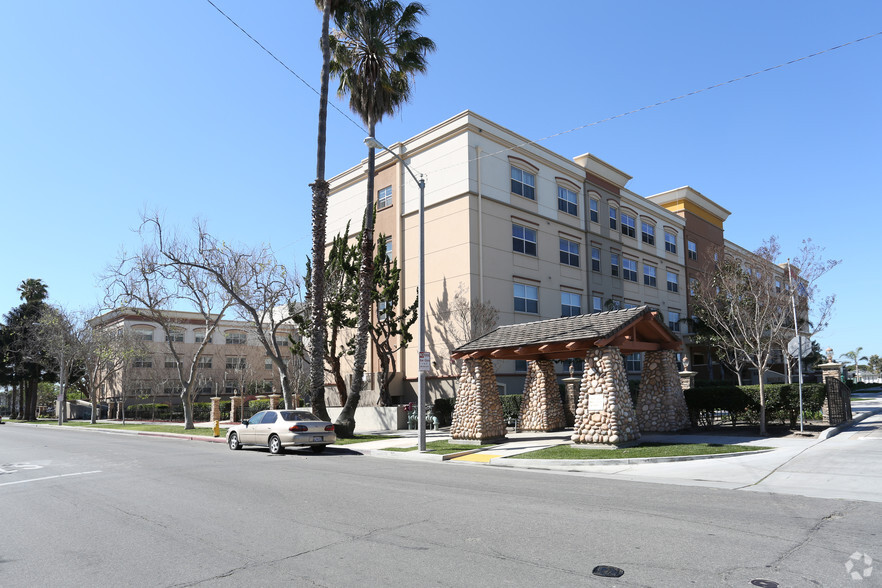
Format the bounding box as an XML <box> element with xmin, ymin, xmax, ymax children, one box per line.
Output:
<box><xmin>213</xmin><ymin>420</ymin><xmax>220</xmax><ymax>438</ymax></box>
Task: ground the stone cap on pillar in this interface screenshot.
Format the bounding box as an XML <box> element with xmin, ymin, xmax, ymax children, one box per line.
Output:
<box><xmin>817</xmin><ymin>362</ymin><xmax>843</xmax><ymax>369</ymax></box>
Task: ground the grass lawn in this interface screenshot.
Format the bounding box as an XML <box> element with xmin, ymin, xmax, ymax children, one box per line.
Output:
<box><xmin>510</xmin><ymin>442</ymin><xmax>770</xmax><ymax>460</ymax></box>
<box><xmin>385</xmin><ymin>440</ymin><xmax>487</xmax><ymax>455</ymax></box>
<box><xmin>44</xmin><ymin>421</ymin><xmax>224</xmax><ymax>437</ymax></box>
<box><xmin>333</xmin><ymin>434</ymin><xmax>402</xmax><ymax>445</ymax></box>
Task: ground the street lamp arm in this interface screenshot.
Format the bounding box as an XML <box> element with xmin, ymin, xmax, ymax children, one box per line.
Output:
<box><xmin>364</xmin><ymin>136</ymin><xmax>423</xmax><ymax>186</ymax></box>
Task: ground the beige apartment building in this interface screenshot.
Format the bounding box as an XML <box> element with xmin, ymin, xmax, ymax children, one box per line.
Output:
<box><xmin>326</xmin><ymin>111</ymin><xmax>703</xmax><ymax>403</ymax></box>
<box><xmin>91</xmin><ymin>309</ymin><xmax>300</xmax><ymax>407</ymax></box>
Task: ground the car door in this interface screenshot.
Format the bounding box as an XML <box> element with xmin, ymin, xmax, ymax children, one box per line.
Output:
<box><xmin>242</xmin><ymin>411</ymin><xmax>265</xmax><ymax>444</ymax></box>
<box><xmin>255</xmin><ymin>411</ymin><xmax>278</xmax><ymax>446</ymax></box>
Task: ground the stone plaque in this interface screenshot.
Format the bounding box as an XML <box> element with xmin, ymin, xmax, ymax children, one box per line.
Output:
<box><xmin>587</xmin><ymin>394</ymin><xmax>604</xmax><ymax>412</ymax></box>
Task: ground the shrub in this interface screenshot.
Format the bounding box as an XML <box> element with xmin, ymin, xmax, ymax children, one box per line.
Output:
<box><xmin>433</xmin><ymin>397</ymin><xmax>456</xmax><ymax>426</ymax></box>
<box><xmin>684</xmin><ymin>383</ymin><xmax>827</xmax><ymax>428</ymax></box>
<box><xmin>500</xmin><ymin>394</ymin><xmax>522</xmax><ymax>422</ymax></box>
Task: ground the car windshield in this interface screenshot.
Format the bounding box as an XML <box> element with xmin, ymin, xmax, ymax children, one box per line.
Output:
<box><xmin>280</xmin><ymin>411</ymin><xmax>321</xmax><ymax>422</ymax></box>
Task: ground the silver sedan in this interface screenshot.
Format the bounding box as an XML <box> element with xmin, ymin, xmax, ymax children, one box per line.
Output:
<box><xmin>226</xmin><ymin>409</ymin><xmax>336</xmax><ymax>454</ymax></box>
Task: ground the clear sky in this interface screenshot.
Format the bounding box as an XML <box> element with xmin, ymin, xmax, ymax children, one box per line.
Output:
<box><xmin>2</xmin><ymin>1</ymin><xmax>880</xmax><ymax>360</ymax></box>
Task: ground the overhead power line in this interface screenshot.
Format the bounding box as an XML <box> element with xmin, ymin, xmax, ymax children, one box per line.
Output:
<box><xmin>203</xmin><ymin>0</ymin><xmax>367</xmax><ymax>134</ymax></box>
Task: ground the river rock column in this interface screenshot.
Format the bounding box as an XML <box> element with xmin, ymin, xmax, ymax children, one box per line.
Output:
<box><xmin>450</xmin><ymin>358</ymin><xmax>506</xmax><ymax>442</ymax></box>
<box><xmin>636</xmin><ymin>350</ymin><xmax>690</xmax><ymax>432</ymax></box>
<box><xmin>230</xmin><ymin>396</ymin><xmax>243</xmax><ymax>423</ymax></box>
<box><xmin>209</xmin><ymin>396</ymin><xmax>221</xmax><ymax>423</ymax></box>
<box><xmin>572</xmin><ymin>348</ymin><xmax>640</xmax><ymax>445</ymax></box>
<box><xmin>518</xmin><ymin>360</ymin><xmax>566</xmax><ymax>432</ymax></box>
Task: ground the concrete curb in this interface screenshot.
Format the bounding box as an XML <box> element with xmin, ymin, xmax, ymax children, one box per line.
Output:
<box><xmin>366</xmin><ymin>446</ymin><xmax>492</xmax><ymax>462</ymax></box>
<box><xmin>488</xmin><ymin>447</ymin><xmax>777</xmax><ymax>469</ymax></box>
<box><xmin>818</xmin><ymin>407</ymin><xmax>882</xmax><ymax>440</ymax></box>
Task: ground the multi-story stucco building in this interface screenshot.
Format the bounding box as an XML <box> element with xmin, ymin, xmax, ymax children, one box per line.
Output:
<box><xmin>325</xmin><ymin>111</ymin><xmax>719</xmax><ymax>403</ymax></box>
<box><xmin>90</xmin><ymin>309</ymin><xmax>300</xmax><ymax>407</ymax></box>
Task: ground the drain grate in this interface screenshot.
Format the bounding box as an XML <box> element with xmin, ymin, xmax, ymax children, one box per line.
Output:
<box><xmin>592</xmin><ymin>565</ymin><xmax>624</xmax><ymax>578</ymax></box>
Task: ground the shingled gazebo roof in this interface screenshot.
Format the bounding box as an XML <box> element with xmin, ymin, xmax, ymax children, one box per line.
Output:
<box><xmin>451</xmin><ymin>306</ymin><xmax>681</xmax><ymax>361</ymax></box>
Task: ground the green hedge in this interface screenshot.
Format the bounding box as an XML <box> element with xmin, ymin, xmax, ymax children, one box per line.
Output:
<box><xmin>500</xmin><ymin>394</ymin><xmax>522</xmax><ymax>422</ymax></box>
<box><xmin>684</xmin><ymin>383</ymin><xmax>826</xmax><ymax>428</ymax></box>
<box><xmin>433</xmin><ymin>398</ymin><xmax>456</xmax><ymax>426</ymax></box>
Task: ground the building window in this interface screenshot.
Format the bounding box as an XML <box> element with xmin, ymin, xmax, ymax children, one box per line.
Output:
<box><xmin>692</xmin><ymin>353</ymin><xmax>706</xmax><ymax>365</ymax></box>
<box><xmin>609</xmin><ymin>207</ymin><xmax>617</xmax><ymax>230</ymax></box>
<box><xmin>775</xmin><ymin>280</ymin><xmax>782</xmax><ymax>293</ymax></box>
<box><xmin>643</xmin><ymin>265</ymin><xmax>657</xmax><ymax>287</ymax></box>
<box><xmin>641</xmin><ymin>222</ymin><xmax>655</xmax><ymax>246</ymax></box>
<box><xmin>622</xmin><ymin>258</ymin><xmax>637</xmax><ymax>282</ymax></box>
<box><xmin>198</xmin><ymin>355</ymin><xmax>212</xmax><ymax>369</ymax></box>
<box><xmin>664</xmin><ymin>232</ymin><xmax>677</xmax><ymax>253</ymax></box>
<box><xmin>225</xmin><ymin>331</ymin><xmax>247</xmax><ymax>345</ymax></box>
<box><xmin>610</xmin><ymin>253</ymin><xmax>619</xmax><ymax>277</ymax></box>
<box><xmin>689</xmin><ymin>278</ymin><xmax>698</xmax><ymax>296</ymax></box>
<box><xmin>377</xmin><ymin>185</ymin><xmax>393</xmax><ymax>209</ymax></box>
<box><xmin>625</xmin><ymin>353</ymin><xmax>643</xmax><ymax>372</ymax></box>
<box><xmin>511</xmin><ymin>166</ymin><xmax>535</xmax><ymax>200</ymax></box>
<box><xmin>265</xmin><ymin>357</ymin><xmax>273</xmax><ymax>370</ymax></box>
<box><xmin>385</xmin><ymin>238</ymin><xmax>393</xmax><ymax>258</ymax></box>
<box><xmin>166</xmin><ymin>330</ymin><xmax>184</xmax><ymax>343</ymax></box>
<box><xmin>666</xmin><ymin>271</ymin><xmax>679</xmax><ymax>292</ymax></box>
<box><xmin>195</xmin><ymin>331</ymin><xmax>212</xmax><ymax>344</ymax></box>
<box><xmin>225</xmin><ymin>356</ymin><xmax>247</xmax><ymax>370</ymax></box>
<box><xmin>514</xmin><ymin>283</ymin><xmax>539</xmax><ymax>314</ymax></box>
<box><xmin>561</xmin><ymin>292</ymin><xmax>581</xmax><ymax>317</ymax></box>
<box><xmin>591</xmin><ymin>247</ymin><xmax>601</xmax><ymax>272</ymax></box>
<box><xmin>558</xmin><ymin>186</ymin><xmax>578</xmax><ymax>215</ymax></box>
<box><xmin>668</xmin><ymin>311</ymin><xmax>681</xmax><ymax>332</ymax></box>
<box><xmin>377</xmin><ymin>300</ymin><xmax>389</xmax><ymax>321</ymax></box>
<box><xmin>592</xmin><ymin>296</ymin><xmax>603</xmax><ymax>313</ymax></box>
<box><xmin>224</xmin><ymin>380</ymin><xmax>239</xmax><ymax>395</ymax></box>
<box><xmin>512</xmin><ymin>224</ymin><xmax>537</xmax><ymax>256</ymax></box>
<box><xmin>687</xmin><ymin>240</ymin><xmax>697</xmax><ymax>260</ymax></box>
<box><xmin>559</xmin><ymin>238</ymin><xmax>579</xmax><ymax>267</ymax></box>
<box><xmin>133</xmin><ymin>328</ymin><xmax>154</xmax><ymax>342</ymax></box>
<box><xmin>588</xmin><ymin>198</ymin><xmax>598</xmax><ymax>222</ymax></box>
<box><xmin>164</xmin><ymin>355</ymin><xmax>179</xmax><ymax>369</ymax></box>
<box><xmin>133</xmin><ymin>357</ymin><xmax>152</xmax><ymax>368</ymax></box>
<box><xmin>514</xmin><ymin>359</ymin><xmax>527</xmax><ymax>372</ymax></box>
<box><xmin>621</xmin><ymin>212</ymin><xmax>636</xmax><ymax>238</ymax></box>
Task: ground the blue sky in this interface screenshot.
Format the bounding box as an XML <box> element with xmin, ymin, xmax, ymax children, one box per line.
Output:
<box><xmin>2</xmin><ymin>1</ymin><xmax>880</xmax><ymax>360</ymax></box>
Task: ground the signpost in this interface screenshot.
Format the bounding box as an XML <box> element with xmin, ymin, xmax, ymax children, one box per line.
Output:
<box><xmin>788</xmin><ymin>335</ymin><xmax>811</xmax><ymax>432</ymax></box>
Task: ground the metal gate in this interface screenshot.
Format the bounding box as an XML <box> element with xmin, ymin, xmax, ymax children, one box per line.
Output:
<box><xmin>825</xmin><ymin>377</ymin><xmax>852</xmax><ymax>425</ymax></box>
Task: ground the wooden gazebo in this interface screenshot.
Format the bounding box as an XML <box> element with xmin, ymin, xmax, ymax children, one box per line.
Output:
<box><xmin>449</xmin><ymin>306</ymin><xmax>689</xmax><ymax>445</ymax></box>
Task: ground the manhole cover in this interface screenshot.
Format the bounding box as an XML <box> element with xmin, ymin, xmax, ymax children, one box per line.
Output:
<box><xmin>592</xmin><ymin>565</ymin><xmax>624</xmax><ymax>578</ymax></box>
<box><xmin>750</xmin><ymin>580</ymin><xmax>779</xmax><ymax>587</ymax></box>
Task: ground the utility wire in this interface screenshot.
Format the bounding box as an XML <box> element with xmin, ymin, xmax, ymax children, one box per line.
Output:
<box><xmin>426</xmin><ymin>31</ymin><xmax>882</xmax><ymax>176</ymax></box>
<box><xmin>203</xmin><ymin>0</ymin><xmax>367</xmax><ymax>134</ymax></box>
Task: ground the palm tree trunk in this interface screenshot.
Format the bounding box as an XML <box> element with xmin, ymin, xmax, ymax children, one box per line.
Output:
<box><xmin>336</xmin><ymin>120</ymin><xmax>377</xmax><ymax>437</ymax></box>
<box><xmin>308</xmin><ymin>1</ymin><xmax>333</xmax><ymax>422</ymax></box>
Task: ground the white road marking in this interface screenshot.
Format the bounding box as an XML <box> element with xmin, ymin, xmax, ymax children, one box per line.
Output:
<box><xmin>0</xmin><ymin>470</ymin><xmax>102</xmax><ymax>487</ymax></box>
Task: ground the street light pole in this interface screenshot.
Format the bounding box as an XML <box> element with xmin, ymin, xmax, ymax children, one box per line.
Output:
<box><xmin>364</xmin><ymin>137</ymin><xmax>427</xmax><ymax>452</ymax></box>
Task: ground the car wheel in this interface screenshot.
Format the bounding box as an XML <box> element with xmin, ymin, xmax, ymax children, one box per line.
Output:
<box><xmin>268</xmin><ymin>435</ymin><xmax>283</xmax><ymax>455</ymax></box>
<box><xmin>311</xmin><ymin>445</ymin><xmax>327</xmax><ymax>454</ymax></box>
<box><xmin>228</xmin><ymin>432</ymin><xmax>241</xmax><ymax>450</ymax></box>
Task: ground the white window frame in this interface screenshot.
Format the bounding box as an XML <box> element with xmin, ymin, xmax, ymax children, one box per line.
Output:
<box><xmin>558</xmin><ymin>186</ymin><xmax>578</xmax><ymax>215</ymax></box>
<box><xmin>511</xmin><ymin>166</ymin><xmax>536</xmax><ymax>200</ymax></box>
<box><xmin>621</xmin><ymin>212</ymin><xmax>636</xmax><ymax>238</ymax></box>
<box><xmin>622</xmin><ymin>258</ymin><xmax>638</xmax><ymax>282</ymax></box>
<box><xmin>514</xmin><ymin>282</ymin><xmax>539</xmax><ymax>314</ymax></box>
<box><xmin>559</xmin><ymin>238</ymin><xmax>579</xmax><ymax>267</ymax></box>
<box><xmin>643</xmin><ymin>265</ymin><xmax>657</xmax><ymax>287</ymax></box>
<box><xmin>560</xmin><ymin>291</ymin><xmax>581</xmax><ymax>317</ymax></box>
<box><xmin>512</xmin><ymin>223</ymin><xmax>537</xmax><ymax>256</ymax></box>
<box><xmin>377</xmin><ymin>185</ymin><xmax>393</xmax><ymax>209</ymax></box>
<box><xmin>664</xmin><ymin>232</ymin><xmax>677</xmax><ymax>253</ymax></box>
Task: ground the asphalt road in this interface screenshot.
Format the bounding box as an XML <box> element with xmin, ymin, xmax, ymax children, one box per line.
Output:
<box><xmin>2</xmin><ymin>425</ymin><xmax>880</xmax><ymax>587</ymax></box>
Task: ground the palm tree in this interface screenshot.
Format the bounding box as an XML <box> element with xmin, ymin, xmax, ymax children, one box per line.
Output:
<box><xmin>329</xmin><ymin>0</ymin><xmax>435</xmax><ymax>436</ymax></box>
<box><xmin>840</xmin><ymin>347</ymin><xmax>869</xmax><ymax>383</ymax></box>
<box><xmin>17</xmin><ymin>278</ymin><xmax>48</xmax><ymax>304</ymax></box>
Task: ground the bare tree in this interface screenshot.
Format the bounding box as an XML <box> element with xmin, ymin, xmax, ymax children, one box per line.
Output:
<box><xmin>103</xmin><ymin>220</ymin><xmax>234</xmax><ymax>429</ymax></box>
<box><xmin>35</xmin><ymin>305</ymin><xmax>80</xmax><ymax>425</ymax></box>
<box><xmin>691</xmin><ymin>237</ymin><xmax>837</xmax><ymax>435</ymax></box>
<box><xmin>143</xmin><ymin>215</ymin><xmax>304</xmax><ymax>409</ymax></box>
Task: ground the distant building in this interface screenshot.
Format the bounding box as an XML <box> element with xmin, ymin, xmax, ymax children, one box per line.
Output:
<box><xmin>90</xmin><ymin>309</ymin><xmax>300</xmax><ymax>408</ymax></box>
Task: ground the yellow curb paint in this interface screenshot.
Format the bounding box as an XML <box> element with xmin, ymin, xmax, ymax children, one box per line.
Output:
<box><xmin>452</xmin><ymin>453</ymin><xmax>500</xmax><ymax>463</ymax></box>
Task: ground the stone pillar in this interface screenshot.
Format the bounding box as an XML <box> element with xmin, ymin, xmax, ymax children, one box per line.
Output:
<box><xmin>450</xmin><ymin>358</ymin><xmax>506</xmax><ymax>443</ymax></box>
<box><xmin>818</xmin><ymin>362</ymin><xmax>845</xmax><ymax>424</ymax></box>
<box><xmin>269</xmin><ymin>394</ymin><xmax>281</xmax><ymax>410</ymax></box>
<box><xmin>518</xmin><ymin>360</ymin><xmax>566</xmax><ymax>432</ymax></box>
<box><xmin>210</xmin><ymin>397</ymin><xmax>221</xmax><ymax>423</ymax></box>
<box><xmin>572</xmin><ymin>348</ymin><xmax>640</xmax><ymax>445</ymax></box>
<box><xmin>679</xmin><ymin>371</ymin><xmax>698</xmax><ymax>392</ymax></box>
<box><xmin>562</xmin><ymin>377</ymin><xmax>581</xmax><ymax>427</ymax></box>
<box><xmin>636</xmin><ymin>350</ymin><xmax>690</xmax><ymax>432</ymax></box>
<box><xmin>230</xmin><ymin>396</ymin><xmax>243</xmax><ymax>423</ymax></box>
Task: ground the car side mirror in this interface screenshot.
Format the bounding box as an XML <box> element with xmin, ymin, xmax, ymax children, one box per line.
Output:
<box><xmin>242</xmin><ymin>419</ymin><xmax>249</xmax><ymax>427</ymax></box>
